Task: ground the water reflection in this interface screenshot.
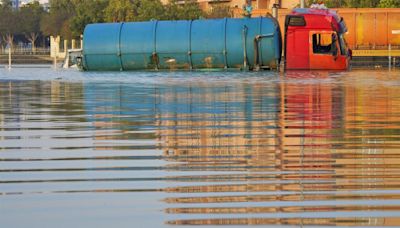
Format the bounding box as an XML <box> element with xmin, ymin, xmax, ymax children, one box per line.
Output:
<box><xmin>1</xmin><ymin>70</ymin><xmax>400</xmax><ymax>227</ymax></box>
<box><xmin>167</xmin><ymin>217</ymin><xmax>400</xmax><ymax>226</ymax></box>
<box><xmin>156</xmin><ymin>71</ymin><xmax>400</xmax><ymax>226</ymax></box>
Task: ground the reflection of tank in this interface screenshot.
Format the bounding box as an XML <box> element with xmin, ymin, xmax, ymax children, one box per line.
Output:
<box><xmin>81</xmin><ymin>17</ymin><xmax>282</xmax><ymax>71</ymax></box>
<box><xmin>155</xmin><ymin>83</ymin><xmax>280</xmax><ymax>165</ymax></box>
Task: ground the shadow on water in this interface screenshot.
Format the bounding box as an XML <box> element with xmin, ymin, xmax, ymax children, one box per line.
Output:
<box><xmin>1</xmin><ymin>69</ymin><xmax>400</xmax><ymax>227</ymax></box>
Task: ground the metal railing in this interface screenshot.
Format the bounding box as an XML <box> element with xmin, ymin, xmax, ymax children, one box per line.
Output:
<box><xmin>0</xmin><ymin>47</ymin><xmax>50</xmax><ymax>55</ymax></box>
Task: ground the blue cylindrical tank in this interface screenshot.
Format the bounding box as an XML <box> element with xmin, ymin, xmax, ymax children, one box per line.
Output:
<box><xmin>82</xmin><ymin>17</ymin><xmax>282</xmax><ymax>71</ymax></box>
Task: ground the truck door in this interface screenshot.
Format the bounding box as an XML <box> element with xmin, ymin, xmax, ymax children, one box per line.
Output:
<box><xmin>286</xmin><ymin>29</ymin><xmax>309</xmax><ymax>69</ymax></box>
<box><xmin>309</xmin><ymin>31</ymin><xmax>347</xmax><ymax>70</ymax></box>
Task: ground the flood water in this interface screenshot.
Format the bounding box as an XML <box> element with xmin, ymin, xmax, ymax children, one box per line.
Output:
<box><xmin>1</xmin><ymin>68</ymin><xmax>400</xmax><ymax>227</ymax></box>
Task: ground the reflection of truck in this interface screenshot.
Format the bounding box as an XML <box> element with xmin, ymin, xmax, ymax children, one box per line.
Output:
<box><xmin>77</xmin><ymin>8</ymin><xmax>350</xmax><ymax>71</ymax></box>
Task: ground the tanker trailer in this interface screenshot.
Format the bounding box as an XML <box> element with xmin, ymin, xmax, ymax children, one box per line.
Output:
<box><xmin>79</xmin><ymin>17</ymin><xmax>282</xmax><ymax>71</ymax></box>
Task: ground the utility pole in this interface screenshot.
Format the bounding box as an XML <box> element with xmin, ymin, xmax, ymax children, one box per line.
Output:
<box><xmin>300</xmin><ymin>0</ymin><xmax>305</xmax><ymax>8</ymax></box>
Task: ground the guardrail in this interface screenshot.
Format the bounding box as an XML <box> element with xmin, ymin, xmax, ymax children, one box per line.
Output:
<box><xmin>0</xmin><ymin>47</ymin><xmax>50</xmax><ymax>55</ymax></box>
<box><xmin>352</xmin><ymin>50</ymin><xmax>400</xmax><ymax>57</ymax></box>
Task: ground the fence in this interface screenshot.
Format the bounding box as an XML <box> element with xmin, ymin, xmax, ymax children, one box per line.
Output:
<box><xmin>50</xmin><ymin>36</ymin><xmax>82</xmax><ymax>59</ymax></box>
<box><xmin>0</xmin><ymin>47</ymin><xmax>50</xmax><ymax>55</ymax></box>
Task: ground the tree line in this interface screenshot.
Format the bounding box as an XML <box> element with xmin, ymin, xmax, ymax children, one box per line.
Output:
<box><xmin>311</xmin><ymin>0</ymin><xmax>400</xmax><ymax>8</ymax></box>
<box><xmin>0</xmin><ymin>0</ymin><xmax>399</xmax><ymax>52</ymax></box>
<box><xmin>0</xmin><ymin>0</ymin><xmax>231</xmax><ymax>51</ymax></box>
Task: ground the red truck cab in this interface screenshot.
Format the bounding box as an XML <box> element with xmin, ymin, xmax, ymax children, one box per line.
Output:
<box><xmin>285</xmin><ymin>8</ymin><xmax>350</xmax><ymax>70</ymax></box>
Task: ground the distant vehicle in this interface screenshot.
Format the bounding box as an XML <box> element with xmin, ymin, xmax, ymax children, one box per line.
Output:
<box><xmin>63</xmin><ymin>49</ymin><xmax>83</xmax><ymax>69</ymax></box>
<box><xmin>75</xmin><ymin>8</ymin><xmax>350</xmax><ymax>71</ymax></box>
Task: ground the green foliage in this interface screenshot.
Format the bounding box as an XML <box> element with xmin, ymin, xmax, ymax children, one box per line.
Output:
<box><xmin>3</xmin><ymin>0</ymin><xmax>397</xmax><ymax>46</ymax></box>
<box><xmin>378</xmin><ymin>0</ymin><xmax>400</xmax><ymax>7</ymax></box>
<box><xmin>40</xmin><ymin>0</ymin><xmax>76</xmax><ymax>38</ymax></box>
<box><xmin>0</xmin><ymin>1</ymin><xmax>20</xmax><ymax>48</ymax></box>
<box><xmin>0</xmin><ymin>2</ymin><xmax>19</xmax><ymax>36</ymax></box>
<box><xmin>20</xmin><ymin>1</ymin><xmax>44</xmax><ymax>34</ymax></box>
<box><xmin>106</xmin><ymin>0</ymin><xmax>204</xmax><ymax>22</ymax></box>
<box><xmin>206</xmin><ymin>4</ymin><xmax>232</xmax><ymax>18</ymax></box>
<box><xmin>174</xmin><ymin>0</ymin><xmax>203</xmax><ymax>20</ymax></box>
<box><xmin>163</xmin><ymin>1</ymin><xmax>180</xmax><ymax>20</ymax></box>
<box><xmin>346</xmin><ymin>0</ymin><xmax>380</xmax><ymax>7</ymax></box>
<box><xmin>320</xmin><ymin>0</ymin><xmax>347</xmax><ymax>8</ymax></box>
<box><xmin>308</xmin><ymin>0</ymin><xmax>382</xmax><ymax>7</ymax></box>
<box><xmin>19</xmin><ymin>1</ymin><xmax>45</xmax><ymax>50</ymax></box>
<box><xmin>71</xmin><ymin>0</ymin><xmax>108</xmax><ymax>36</ymax></box>
<box><xmin>164</xmin><ymin>0</ymin><xmax>203</xmax><ymax>20</ymax></box>
<box><xmin>135</xmin><ymin>0</ymin><xmax>166</xmax><ymax>21</ymax></box>
<box><xmin>0</xmin><ymin>0</ymin><xmax>13</xmax><ymax>10</ymax></box>
<box><xmin>0</xmin><ymin>0</ymin><xmax>206</xmax><ymax>42</ymax></box>
<box><xmin>104</xmin><ymin>0</ymin><xmax>137</xmax><ymax>22</ymax></box>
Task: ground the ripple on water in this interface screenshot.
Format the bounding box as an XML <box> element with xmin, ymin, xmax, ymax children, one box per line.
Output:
<box><xmin>1</xmin><ymin>69</ymin><xmax>400</xmax><ymax>227</ymax></box>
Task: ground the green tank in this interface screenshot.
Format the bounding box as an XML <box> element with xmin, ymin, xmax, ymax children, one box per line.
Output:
<box><xmin>81</xmin><ymin>17</ymin><xmax>282</xmax><ymax>71</ymax></box>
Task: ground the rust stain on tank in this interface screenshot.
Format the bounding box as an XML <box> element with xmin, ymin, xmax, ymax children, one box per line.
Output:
<box><xmin>204</xmin><ymin>56</ymin><xmax>213</xmax><ymax>68</ymax></box>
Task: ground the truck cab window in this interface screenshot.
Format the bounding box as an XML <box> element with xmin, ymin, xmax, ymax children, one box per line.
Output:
<box><xmin>312</xmin><ymin>33</ymin><xmax>336</xmax><ymax>54</ymax></box>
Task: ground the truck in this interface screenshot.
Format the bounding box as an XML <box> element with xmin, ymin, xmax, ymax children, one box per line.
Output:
<box><xmin>74</xmin><ymin>8</ymin><xmax>350</xmax><ymax>71</ymax></box>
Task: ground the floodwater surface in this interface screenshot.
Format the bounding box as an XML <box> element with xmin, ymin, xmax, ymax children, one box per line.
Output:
<box><xmin>1</xmin><ymin>68</ymin><xmax>400</xmax><ymax>227</ymax></box>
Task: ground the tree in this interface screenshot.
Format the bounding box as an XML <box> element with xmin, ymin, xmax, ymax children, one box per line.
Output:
<box><xmin>70</xmin><ymin>0</ymin><xmax>108</xmax><ymax>37</ymax></box>
<box><xmin>20</xmin><ymin>1</ymin><xmax>45</xmax><ymax>52</ymax></box>
<box><xmin>176</xmin><ymin>0</ymin><xmax>203</xmax><ymax>20</ymax></box>
<box><xmin>318</xmin><ymin>0</ymin><xmax>346</xmax><ymax>7</ymax></box>
<box><xmin>164</xmin><ymin>1</ymin><xmax>179</xmax><ymax>20</ymax></box>
<box><xmin>206</xmin><ymin>4</ymin><xmax>232</xmax><ymax>19</ymax></box>
<box><xmin>0</xmin><ymin>0</ymin><xmax>20</xmax><ymax>51</ymax></box>
<box><xmin>135</xmin><ymin>0</ymin><xmax>166</xmax><ymax>21</ymax></box>
<box><xmin>104</xmin><ymin>0</ymin><xmax>137</xmax><ymax>22</ymax></box>
<box><xmin>378</xmin><ymin>0</ymin><xmax>400</xmax><ymax>7</ymax></box>
<box><xmin>307</xmin><ymin>0</ymin><xmax>381</xmax><ymax>7</ymax></box>
<box><xmin>164</xmin><ymin>0</ymin><xmax>203</xmax><ymax>20</ymax></box>
<box><xmin>344</xmin><ymin>0</ymin><xmax>380</xmax><ymax>7</ymax></box>
<box><xmin>109</xmin><ymin>0</ymin><xmax>205</xmax><ymax>22</ymax></box>
<box><xmin>0</xmin><ymin>0</ymin><xmax>13</xmax><ymax>9</ymax></box>
<box><xmin>40</xmin><ymin>0</ymin><xmax>76</xmax><ymax>38</ymax></box>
